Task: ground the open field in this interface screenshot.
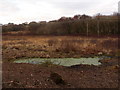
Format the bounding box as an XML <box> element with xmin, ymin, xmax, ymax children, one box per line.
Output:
<box><xmin>2</xmin><ymin>35</ymin><xmax>119</xmax><ymax>88</ymax></box>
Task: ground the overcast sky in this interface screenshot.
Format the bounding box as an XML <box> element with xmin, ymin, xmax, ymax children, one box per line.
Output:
<box><xmin>0</xmin><ymin>0</ymin><xmax>119</xmax><ymax>24</ymax></box>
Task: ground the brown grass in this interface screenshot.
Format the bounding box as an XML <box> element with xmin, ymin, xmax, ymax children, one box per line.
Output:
<box><xmin>2</xmin><ymin>35</ymin><xmax>118</xmax><ymax>61</ymax></box>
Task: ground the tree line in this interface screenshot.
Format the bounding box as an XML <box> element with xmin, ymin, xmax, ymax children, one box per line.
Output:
<box><xmin>2</xmin><ymin>13</ymin><xmax>119</xmax><ymax>36</ymax></box>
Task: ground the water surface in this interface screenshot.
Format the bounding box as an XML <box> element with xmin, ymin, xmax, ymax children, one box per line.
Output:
<box><xmin>14</xmin><ymin>56</ymin><xmax>110</xmax><ymax>66</ymax></box>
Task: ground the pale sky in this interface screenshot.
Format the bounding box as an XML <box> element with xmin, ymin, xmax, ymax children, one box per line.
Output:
<box><xmin>0</xmin><ymin>0</ymin><xmax>119</xmax><ymax>24</ymax></box>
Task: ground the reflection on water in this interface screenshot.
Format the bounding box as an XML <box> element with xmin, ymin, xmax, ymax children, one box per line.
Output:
<box><xmin>14</xmin><ymin>56</ymin><xmax>111</xmax><ymax>66</ymax></box>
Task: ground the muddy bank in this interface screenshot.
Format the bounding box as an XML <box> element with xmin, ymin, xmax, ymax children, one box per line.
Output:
<box><xmin>2</xmin><ymin>57</ymin><xmax>119</xmax><ymax>88</ymax></box>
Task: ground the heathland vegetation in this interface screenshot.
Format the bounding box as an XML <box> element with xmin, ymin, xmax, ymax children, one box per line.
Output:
<box><xmin>2</xmin><ymin>13</ymin><xmax>119</xmax><ymax>88</ymax></box>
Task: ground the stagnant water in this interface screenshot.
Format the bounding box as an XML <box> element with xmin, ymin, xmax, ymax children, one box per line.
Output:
<box><xmin>14</xmin><ymin>56</ymin><xmax>111</xmax><ymax>66</ymax></box>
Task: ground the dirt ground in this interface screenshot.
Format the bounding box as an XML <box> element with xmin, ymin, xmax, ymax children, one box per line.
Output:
<box><xmin>2</xmin><ymin>35</ymin><xmax>119</xmax><ymax>88</ymax></box>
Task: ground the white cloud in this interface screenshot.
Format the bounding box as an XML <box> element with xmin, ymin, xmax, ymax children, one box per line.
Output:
<box><xmin>0</xmin><ymin>0</ymin><xmax>19</xmax><ymax>16</ymax></box>
<box><xmin>0</xmin><ymin>0</ymin><xmax>119</xmax><ymax>24</ymax></box>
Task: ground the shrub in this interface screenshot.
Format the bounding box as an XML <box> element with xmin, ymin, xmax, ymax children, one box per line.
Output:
<box><xmin>47</xmin><ymin>39</ymin><xmax>58</xmax><ymax>46</ymax></box>
<box><xmin>57</xmin><ymin>40</ymin><xmax>79</xmax><ymax>53</ymax></box>
<box><xmin>41</xmin><ymin>60</ymin><xmax>56</xmax><ymax>67</ymax></box>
